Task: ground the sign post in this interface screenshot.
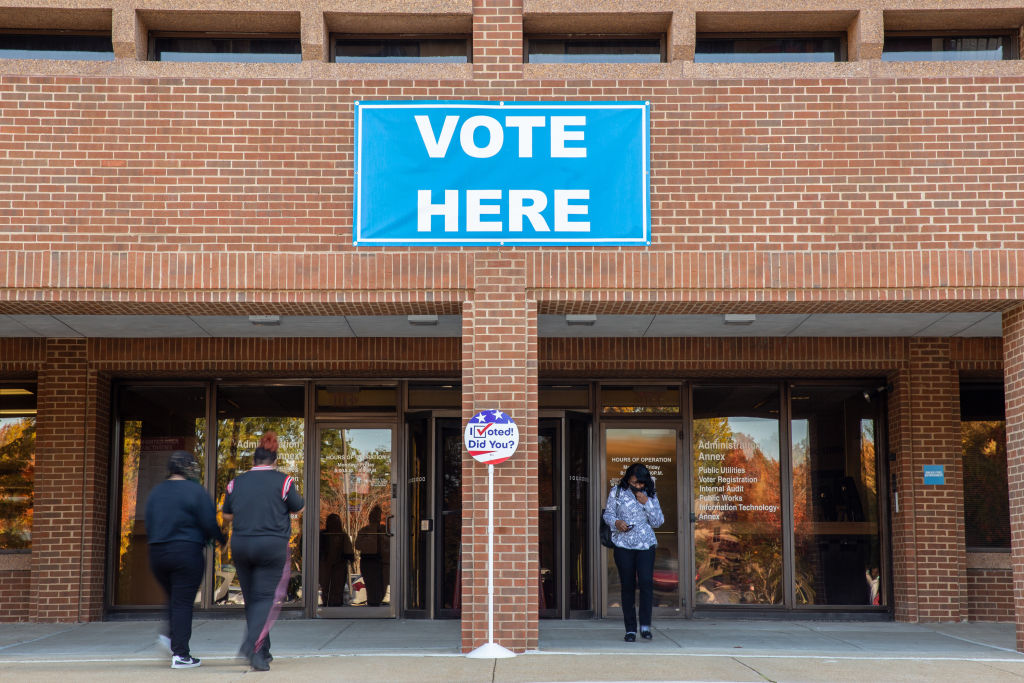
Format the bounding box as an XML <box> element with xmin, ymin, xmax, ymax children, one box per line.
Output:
<box><xmin>464</xmin><ymin>409</ymin><xmax>519</xmax><ymax>659</ymax></box>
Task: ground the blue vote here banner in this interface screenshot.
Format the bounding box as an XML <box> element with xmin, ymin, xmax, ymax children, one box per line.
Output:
<box><xmin>353</xmin><ymin>101</ymin><xmax>650</xmax><ymax>246</ymax></box>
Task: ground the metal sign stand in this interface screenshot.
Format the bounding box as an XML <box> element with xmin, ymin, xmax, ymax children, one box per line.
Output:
<box><xmin>466</xmin><ymin>463</ymin><xmax>515</xmax><ymax>659</ymax></box>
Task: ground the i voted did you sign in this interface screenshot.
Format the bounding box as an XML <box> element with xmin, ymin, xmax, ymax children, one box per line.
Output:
<box><xmin>465</xmin><ymin>410</ymin><xmax>519</xmax><ymax>465</ymax></box>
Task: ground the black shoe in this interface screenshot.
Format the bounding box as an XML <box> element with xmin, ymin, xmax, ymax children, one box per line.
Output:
<box><xmin>624</xmin><ymin>632</ymin><xmax>636</xmax><ymax>642</ymax></box>
<box><xmin>250</xmin><ymin>649</ymin><xmax>270</xmax><ymax>672</ymax></box>
<box><xmin>171</xmin><ymin>655</ymin><xmax>201</xmax><ymax>669</ymax></box>
<box><xmin>640</xmin><ymin>629</ymin><xmax>653</xmax><ymax>640</ymax></box>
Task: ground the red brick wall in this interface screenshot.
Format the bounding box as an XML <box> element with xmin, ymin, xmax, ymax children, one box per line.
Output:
<box><xmin>967</xmin><ymin>567</ymin><xmax>1014</xmax><ymax>622</ymax></box>
<box><xmin>898</xmin><ymin>340</ymin><xmax>965</xmax><ymax>621</ymax></box>
<box><xmin>0</xmin><ymin>569</ymin><xmax>31</xmax><ymax>621</ymax></box>
<box><xmin>1004</xmin><ymin>304</ymin><xmax>1024</xmax><ymax>649</ymax></box>
<box><xmin>32</xmin><ymin>339</ymin><xmax>90</xmax><ymax>621</ymax></box>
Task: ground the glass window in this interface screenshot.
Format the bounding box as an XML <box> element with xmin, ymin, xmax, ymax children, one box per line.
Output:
<box><xmin>0</xmin><ymin>383</ymin><xmax>36</xmax><ymax>551</ymax></box>
<box><xmin>882</xmin><ymin>35</ymin><xmax>1012</xmax><ymax>61</ymax></box>
<box><xmin>693</xmin><ymin>384</ymin><xmax>782</xmax><ymax>605</ymax></box>
<box><xmin>317</xmin><ymin>384</ymin><xmax>397</xmax><ymax>413</ymax></box>
<box><xmin>216</xmin><ymin>385</ymin><xmax>305</xmax><ymax>607</ymax></box>
<box><xmin>961</xmin><ymin>381</ymin><xmax>1008</xmax><ymax>549</ymax></box>
<box><xmin>0</xmin><ymin>33</ymin><xmax>114</xmax><ymax>60</ymax></box>
<box><xmin>407</xmin><ymin>383</ymin><xmax>460</xmax><ymax>410</ymax></box>
<box><xmin>334</xmin><ymin>38</ymin><xmax>469</xmax><ymax>63</ymax></box>
<box><xmin>114</xmin><ymin>385</ymin><xmax>206</xmax><ymax>606</ymax></box>
<box><xmin>696</xmin><ymin>36</ymin><xmax>844</xmax><ymax>63</ymax></box>
<box><xmin>527</xmin><ymin>37</ymin><xmax>663</xmax><ymax>64</ymax></box>
<box><xmin>601</xmin><ymin>385</ymin><xmax>679</xmax><ymax>415</ymax></box>
<box><xmin>567</xmin><ymin>415</ymin><xmax>590</xmax><ymax>611</ymax></box>
<box><xmin>539</xmin><ymin>384</ymin><xmax>590</xmax><ymax>410</ymax></box>
<box><xmin>791</xmin><ymin>385</ymin><xmax>883</xmax><ymax>606</ymax></box>
<box><xmin>153</xmin><ymin>36</ymin><xmax>301</xmax><ymax>63</ymax></box>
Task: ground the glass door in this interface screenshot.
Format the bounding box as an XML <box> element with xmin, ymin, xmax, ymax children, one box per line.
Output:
<box><xmin>316</xmin><ymin>424</ymin><xmax>396</xmax><ymax>617</ymax></box>
<box><xmin>601</xmin><ymin>425</ymin><xmax>684</xmax><ymax>619</ymax></box>
<box><xmin>435</xmin><ymin>418</ymin><xmax>463</xmax><ymax>618</ymax></box>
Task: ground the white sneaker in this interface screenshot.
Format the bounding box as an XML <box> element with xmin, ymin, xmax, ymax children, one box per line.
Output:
<box><xmin>157</xmin><ymin>634</ymin><xmax>172</xmax><ymax>654</ymax></box>
<box><xmin>171</xmin><ymin>655</ymin><xmax>201</xmax><ymax>669</ymax></box>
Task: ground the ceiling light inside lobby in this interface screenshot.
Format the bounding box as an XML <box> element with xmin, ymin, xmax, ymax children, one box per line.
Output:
<box><xmin>565</xmin><ymin>314</ymin><xmax>597</xmax><ymax>326</ymax></box>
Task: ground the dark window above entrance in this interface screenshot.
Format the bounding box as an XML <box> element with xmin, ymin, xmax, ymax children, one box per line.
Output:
<box><xmin>0</xmin><ymin>32</ymin><xmax>113</xmax><ymax>60</ymax></box>
<box><xmin>151</xmin><ymin>36</ymin><xmax>302</xmax><ymax>62</ymax></box>
<box><xmin>526</xmin><ymin>36</ymin><xmax>663</xmax><ymax>63</ymax></box>
<box><xmin>333</xmin><ymin>37</ymin><xmax>470</xmax><ymax>63</ymax></box>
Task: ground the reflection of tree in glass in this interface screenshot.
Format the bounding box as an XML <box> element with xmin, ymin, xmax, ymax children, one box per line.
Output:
<box><xmin>962</xmin><ymin>420</ymin><xmax>1008</xmax><ymax>547</ymax></box>
<box><xmin>693</xmin><ymin>417</ymin><xmax>783</xmax><ymax>605</ymax></box>
<box><xmin>118</xmin><ymin>421</ymin><xmax>141</xmax><ymax>576</ymax></box>
<box><xmin>319</xmin><ymin>430</ymin><xmax>391</xmax><ymax>583</ymax></box>
<box><xmin>215</xmin><ymin>417</ymin><xmax>305</xmax><ymax>600</ymax></box>
<box><xmin>0</xmin><ymin>418</ymin><xmax>35</xmax><ymax>549</ymax></box>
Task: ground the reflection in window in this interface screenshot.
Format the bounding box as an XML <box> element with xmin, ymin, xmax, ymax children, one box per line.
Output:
<box><xmin>0</xmin><ymin>383</ymin><xmax>36</xmax><ymax>550</ymax></box>
<box><xmin>791</xmin><ymin>385</ymin><xmax>882</xmax><ymax>606</ymax></box>
<box><xmin>601</xmin><ymin>385</ymin><xmax>679</xmax><ymax>415</ymax></box>
<box><xmin>882</xmin><ymin>35</ymin><xmax>1011</xmax><ymax>61</ymax></box>
<box><xmin>216</xmin><ymin>385</ymin><xmax>305</xmax><ymax>607</ymax></box>
<box><xmin>527</xmin><ymin>38</ymin><xmax>663</xmax><ymax>64</ymax></box>
<box><xmin>961</xmin><ymin>382</ymin><xmax>1008</xmax><ymax>549</ymax></box>
<box><xmin>319</xmin><ymin>428</ymin><xmax>391</xmax><ymax>608</ymax></box>
<box><xmin>334</xmin><ymin>38</ymin><xmax>469</xmax><ymax>63</ymax></box>
<box><xmin>0</xmin><ymin>33</ymin><xmax>114</xmax><ymax>60</ymax></box>
<box><xmin>696</xmin><ymin>36</ymin><xmax>843</xmax><ymax>63</ymax></box>
<box><xmin>114</xmin><ymin>385</ymin><xmax>206</xmax><ymax>606</ymax></box>
<box><xmin>539</xmin><ymin>427</ymin><xmax>558</xmax><ymax>615</ymax></box>
<box><xmin>567</xmin><ymin>416</ymin><xmax>590</xmax><ymax>611</ymax></box>
<box><xmin>153</xmin><ymin>37</ymin><xmax>301</xmax><ymax>63</ymax></box>
<box><xmin>693</xmin><ymin>385</ymin><xmax>782</xmax><ymax>605</ymax></box>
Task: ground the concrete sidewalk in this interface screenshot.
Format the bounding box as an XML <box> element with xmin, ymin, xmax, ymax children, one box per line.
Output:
<box><xmin>1</xmin><ymin>618</ymin><xmax>1023</xmax><ymax>681</ymax></box>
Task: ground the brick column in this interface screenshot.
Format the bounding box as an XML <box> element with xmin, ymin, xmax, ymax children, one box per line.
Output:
<box><xmin>1003</xmin><ymin>304</ymin><xmax>1024</xmax><ymax>650</ymax></box>
<box><xmin>472</xmin><ymin>0</ymin><xmax>523</xmax><ymax>80</ymax></box>
<box><xmin>461</xmin><ymin>253</ymin><xmax>538</xmax><ymax>653</ymax></box>
<box><xmin>32</xmin><ymin>339</ymin><xmax>90</xmax><ymax>621</ymax></box>
<box><xmin>891</xmin><ymin>339</ymin><xmax>966</xmax><ymax>621</ymax></box>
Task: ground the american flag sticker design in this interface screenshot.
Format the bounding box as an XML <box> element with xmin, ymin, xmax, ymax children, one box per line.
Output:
<box><xmin>464</xmin><ymin>409</ymin><xmax>519</xmax><ymax>465</ymax></box>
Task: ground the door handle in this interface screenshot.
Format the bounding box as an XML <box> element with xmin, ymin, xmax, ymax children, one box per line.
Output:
<box><xmin>385</xmin><ymin>514</ymin><xmax>395</xmax><ymax>537</ymax></box>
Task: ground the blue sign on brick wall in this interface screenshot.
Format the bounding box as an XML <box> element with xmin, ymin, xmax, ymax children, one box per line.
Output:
<box><xmin>923</xmin><ymin>465</ymin><xmax>945</xmax><ymax>485</ymax></box>
<box><xmin>353</xmin><ymin>101</ymin><xmax>650</xmax><ymax>246</ymax></box>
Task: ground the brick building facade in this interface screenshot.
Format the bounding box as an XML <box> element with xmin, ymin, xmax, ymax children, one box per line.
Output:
<box><xmin>1</xmin><ymin>0</ymin><xmax>1023</xmax><ymax>654</ymax></box>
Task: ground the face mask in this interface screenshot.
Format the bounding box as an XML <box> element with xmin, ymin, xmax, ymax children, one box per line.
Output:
<box><xmin>630</xmin><ymin>485</ymin><xmax>645</xmax><ymax>494</ymax></box>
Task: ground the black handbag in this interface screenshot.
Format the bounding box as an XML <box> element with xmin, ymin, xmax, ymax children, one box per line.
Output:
<box><xmin>599</xmin><ymin>487</ymin><xmax>619</xmax><ymax>548</ymax></box>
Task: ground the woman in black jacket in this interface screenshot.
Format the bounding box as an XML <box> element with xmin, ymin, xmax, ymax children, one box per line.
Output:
<box><xmin>145</xmin><ymin>450</ymin><xmax>224</xmax><ymax>669</ymax></box>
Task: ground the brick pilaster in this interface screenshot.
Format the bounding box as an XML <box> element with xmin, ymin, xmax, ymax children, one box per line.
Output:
<box><xmin>32</xmin><ymin>339</ymin><xmax>90</xmax><ymax>621</ymax></box>
<box><xmin>1003</xmin><ymin>304</ymin><xmax>1024</xmax><ymax>650</ymax></box>
<box><xmin>472</xmin><ymin>0</ymin><xmax>523</xmax><ymax>80</ymax></box>
<box><xmin>894</xmin><ymin>339</ymin><xmax>967</xmax><ymax>621</ymax></box>
<box><xmin>461</xmin><ymin>252</ymin><xmax>538</xmax><ymax>653</ymax></box>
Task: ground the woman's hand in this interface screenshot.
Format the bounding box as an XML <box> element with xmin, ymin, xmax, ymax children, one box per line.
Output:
<box><xmin>634</xmin><ymin>490</ymin><xmax>649</xmax><ymax>504</ymax></box>
<box><xmin>614</xmin><ymin>520</ymin><xmax>631</xmax><ymax>532</ymax></box>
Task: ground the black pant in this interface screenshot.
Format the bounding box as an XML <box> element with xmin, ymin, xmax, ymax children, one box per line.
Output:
<box><xmin>360</xmin><ymin>555</ymin><xmax>387</xmax><ymax>606</ymax></box>
<box><xmin>613</xmin><ymin>546</ymin><xmax>656</xmax><ymax>633</ymax></box>
<box><xmin>149</xmin><ymin>541</ymin><xmax>205</xmax><ymax>658</ymax></box>
<box><xmin>232</xmin><ymin>535</ymin><xmax>290</xmax><ymax>657</ymax></box>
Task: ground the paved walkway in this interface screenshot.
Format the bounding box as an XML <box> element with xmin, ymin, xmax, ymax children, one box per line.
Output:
<box><xmin>1</xmin><ymin>618</ymin><xmax>1022</xmax><ymax>681</ymax></box>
